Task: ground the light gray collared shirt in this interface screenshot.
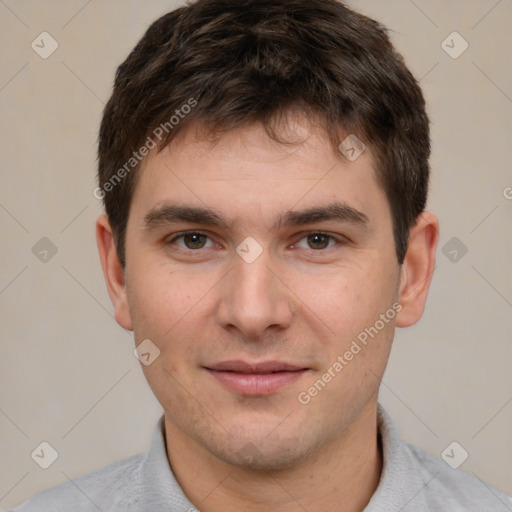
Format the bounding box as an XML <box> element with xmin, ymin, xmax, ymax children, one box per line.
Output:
<box><xmin>11</xmin><ymin>405</ymin><xmax>512</xmax><ymax>511</ymax></box>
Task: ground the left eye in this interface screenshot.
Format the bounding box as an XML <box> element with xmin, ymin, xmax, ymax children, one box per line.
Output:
<box><xmin>293</xmin><ymin>232</ymin><xmax>338</xmax><ymax>250</ymax></box>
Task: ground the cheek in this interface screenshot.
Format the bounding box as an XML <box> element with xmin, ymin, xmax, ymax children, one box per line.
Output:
<box><xmin>127</xmin><ymin>265</ymin><xmax>217</xmax><ymax>380</ymax></box>
<box><xmin>337</xmin><ymin>267</ymin><xmax>399</xmax><ymax>378</ymax></box>
<box><xmin>292</xmin><ymin>266</ymin><xmax>394</xmax><ymax>344</ymax></box>
<box><xmin>127</xmin><ymin>263</ymin><xmax>199</xmax><ymax>337</ymax></box>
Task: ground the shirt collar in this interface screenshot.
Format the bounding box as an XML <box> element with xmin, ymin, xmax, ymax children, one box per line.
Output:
<box><xmin>138</xmin><ymin>404</ymin><xmax>418</xmax><ymax>511</ymax></box>
<box><xmin>363</xmin><ymin>403</ymin><xmax>429</xmax><ymax>511</ymax></box>
<box><xmin>139</xmin><ymin>416</ymin><xmax>197</xmax><ymax>510</ymax></box>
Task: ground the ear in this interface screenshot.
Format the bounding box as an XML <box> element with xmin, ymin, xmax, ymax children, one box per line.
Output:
<box><xmin>96</xmin><ymin>214</ymin><xmax>133</xmax><ymax>331</ymax></box>
<box><xmin>396</xmin><ymin>212</ymin><xmax>439</xmax><ymax>328</ymax></box>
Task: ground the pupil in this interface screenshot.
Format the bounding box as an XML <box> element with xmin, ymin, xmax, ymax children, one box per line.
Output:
<box><xmin>309</xmin><ymin>234</ymin><xmax>328</xmax><ymax>250</ymax></box>
<box><xmin>186</xmin><ymin>233</ymin><xmax>204</xmax><ymax>249</ymax></box>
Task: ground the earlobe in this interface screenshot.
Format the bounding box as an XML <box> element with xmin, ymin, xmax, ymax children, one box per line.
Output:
<box><xmin>395</xmin><ymin>212</ymin><xmax>439</xmax><ymax>328</ymax></box>
<box><xmin>96</xmin><ymin>214</ymin><xmax>133</xmax><ymax>331</ymax></box>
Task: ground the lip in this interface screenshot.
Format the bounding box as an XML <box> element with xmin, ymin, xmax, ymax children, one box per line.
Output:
<box><xmin>205</xmin><ymin>360</ymin><xmax>308</xmax><ymax>396</ymax></box>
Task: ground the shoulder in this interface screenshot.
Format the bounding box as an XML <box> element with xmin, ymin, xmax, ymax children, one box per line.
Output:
<box><xmin>10</xmin><ymin>453</ymin><xmax>145</xmax><ymax>512</ymax></box>
<box><xmin>403</xmin><ymin>442</ymin><xmax>512</xmax><ymax>511</ymax></box>
<box><xmin>371</xmin><ymin>405</ymin><xmax>512</xmax><ymax>512</ymax></box>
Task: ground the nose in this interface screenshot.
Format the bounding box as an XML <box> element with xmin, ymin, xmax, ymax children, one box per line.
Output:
<box><xmin>215</xmin><ymin>245</ymin><xmax>294</xmax><ymax>340</ymax></box>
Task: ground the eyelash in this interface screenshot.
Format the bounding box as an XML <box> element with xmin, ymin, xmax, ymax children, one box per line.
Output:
<box><xmin>165</xmin><ymin>230</ymin><xmax>345</xmax><ymax>252</ymax></box>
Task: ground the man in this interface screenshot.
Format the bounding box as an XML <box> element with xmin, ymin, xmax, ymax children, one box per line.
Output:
<box><xmin>12</xmin><ymin>0</ymin><xmax>511</xmax><ymax>510</ymax></box>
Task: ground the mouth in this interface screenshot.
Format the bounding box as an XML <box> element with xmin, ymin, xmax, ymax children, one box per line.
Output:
<box><xmin>204</xmin><ymin>360</ymin><xmax>309</xmax><ymax>396</ymax></box>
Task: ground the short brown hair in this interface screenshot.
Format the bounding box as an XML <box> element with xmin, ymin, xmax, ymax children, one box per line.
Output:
<box><xmin>97</xmin><ymin>0</ymin><xmax>430</xmax><ymax>267</ymax></box>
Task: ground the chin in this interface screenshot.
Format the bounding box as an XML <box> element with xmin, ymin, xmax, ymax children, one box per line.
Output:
<box><xmin>213</xmin><ymin>434</ymin><xmax>315</xmax><ymax>472</ymax></box>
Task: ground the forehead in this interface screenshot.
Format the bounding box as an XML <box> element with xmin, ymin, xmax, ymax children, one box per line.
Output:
<box><xmin>130</xmin><ymin>118</ymin><xmax>390</xmax><ymax>233</ymax></box>
<box><xmin>161</xmin><ymin>113</ymin><xmax>364</xmax><ymax>166</ymax></box>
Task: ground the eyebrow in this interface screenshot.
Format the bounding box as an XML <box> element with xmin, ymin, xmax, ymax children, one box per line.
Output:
<box><xmin>142</xmin><ymin>201</ymin><xmax>369</xmax><ymax>231</ymax></box>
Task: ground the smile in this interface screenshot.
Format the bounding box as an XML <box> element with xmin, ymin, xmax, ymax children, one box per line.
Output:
<box><xmin>204</xmin><ymin>360</ymin><xmax>309</xmax><ymax>395</ymax></box>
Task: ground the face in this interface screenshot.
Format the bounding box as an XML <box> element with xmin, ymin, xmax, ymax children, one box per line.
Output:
<box><xmin>115</xmin><ymin>117</ymin><xmax>405</xmax><ymax>470</ymax></box>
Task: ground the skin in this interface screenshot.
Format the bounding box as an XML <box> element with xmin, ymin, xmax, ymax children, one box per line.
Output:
<box><xmin>97</xmin><ymin>114</ymin><xmax>439</xmax><ymax>512</ymax></box>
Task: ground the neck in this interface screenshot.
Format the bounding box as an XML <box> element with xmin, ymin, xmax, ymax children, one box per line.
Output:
<box><xmin>165</xmin><ymin>402</ymin><xmax>383</xmax><ymax>512</ymax></box>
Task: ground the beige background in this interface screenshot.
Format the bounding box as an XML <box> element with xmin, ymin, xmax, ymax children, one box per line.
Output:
<box><xmin>1</xmin><ymin>0</ymin><xmax>511</xmax><ymax>508</ymax></box>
